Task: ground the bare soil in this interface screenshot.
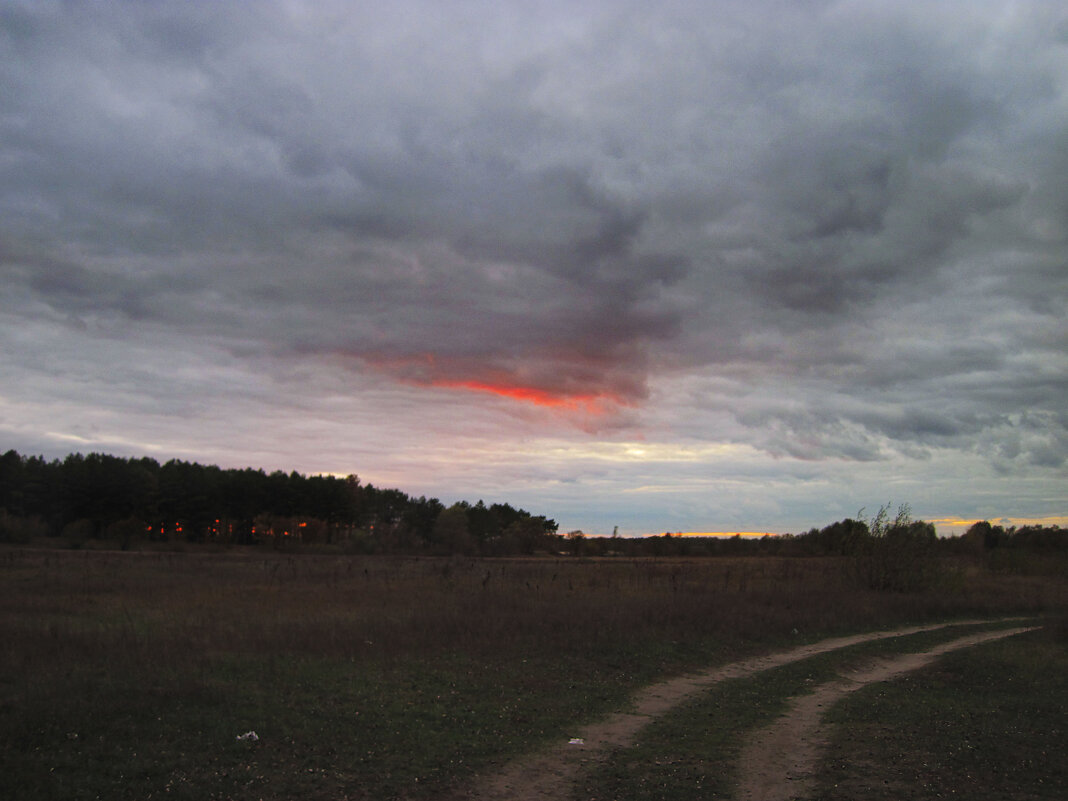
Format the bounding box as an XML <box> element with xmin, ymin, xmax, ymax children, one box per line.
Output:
<box><xmin>457</xmin><ymin>619</ymin><xmax>1033</xmax><ymax>801</ymax></box>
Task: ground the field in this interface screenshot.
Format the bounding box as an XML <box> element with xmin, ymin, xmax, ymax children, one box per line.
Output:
<box><xmin>1</xmin><ymin>547</ymin><xmax>1064</xmax><ymax>800</ymax></box>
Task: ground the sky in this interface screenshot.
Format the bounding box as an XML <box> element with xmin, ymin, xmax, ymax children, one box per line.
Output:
<box><xmin>1</xmin><ymin>1</ymin><xmax>1065</xmax><ymax>537</ymax></box>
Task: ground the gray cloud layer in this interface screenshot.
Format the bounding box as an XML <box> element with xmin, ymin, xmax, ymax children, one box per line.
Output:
<box><xmin>1</xmin><ymin>1</ymin><xmax>1065</xmax><ymax>529</ymax></box>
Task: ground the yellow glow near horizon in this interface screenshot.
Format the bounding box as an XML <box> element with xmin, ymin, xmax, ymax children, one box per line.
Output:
<box><xmin>671</xmin><ymin>531</ymin><xmax>778</xmax><ymax>538</ymax></box>
<box><xmin>537</xmin><ymin>440</ymin><xmax>755</xmax><ymax>463</ymax></box>
<box><xmin>929</xmin><ymin>515</ymin><xmax>1068</xmax><ymax>533</ymax></box>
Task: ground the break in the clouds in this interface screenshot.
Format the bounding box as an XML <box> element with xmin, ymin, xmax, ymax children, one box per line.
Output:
<box><xmin>1</xmin><ymin>1</ymin><xmax>1065</xmax><ymax>534</ymax></box>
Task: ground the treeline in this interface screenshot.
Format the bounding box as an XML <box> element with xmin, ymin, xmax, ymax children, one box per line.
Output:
<box><xmin>789</xmin><ymin>513</ymin><xmax>1065</xmax><ymax>558</ymax></box>
<box><xmin>0</xmin><ymin>450</ymin><xmax>557</xmax><ymax>555</ymax></box>
<box><xmin>565</xmin><ymin>511</ymin><xmax>1065</xmax><ymax>560</ymax></box>
<box><xmin>560</xmin><ymin>506</ymin><xmax>1063</xmax><ymax>592</ymax></box>
<box><xmin>1</xmin><ymin>449</ymin><xmax>1063</xmax><ymax>569</ymax></box>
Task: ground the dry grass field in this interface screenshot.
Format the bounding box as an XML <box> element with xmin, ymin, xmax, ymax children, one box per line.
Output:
<box><xmin>1</xmin><ymin>547</ymin><xmax>1063</xmax><ymax>799</ymax></box>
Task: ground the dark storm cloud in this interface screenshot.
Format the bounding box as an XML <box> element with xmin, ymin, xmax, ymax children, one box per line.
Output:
<box><xmin>1</xmin><ymin>0</ymin><xmax>1065</xmax><ymax>493</ymax></box>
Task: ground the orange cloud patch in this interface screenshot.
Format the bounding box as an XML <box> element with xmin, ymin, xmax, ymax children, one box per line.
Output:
<box><xmin>357</xmin><ymin>351</ymin><xmax>634</xmax><ymax>413</ymax></box>
<box><xmin>433</xmin><ymin>379</ymin><xmax>618</xmax><ymax>412</ymax></box>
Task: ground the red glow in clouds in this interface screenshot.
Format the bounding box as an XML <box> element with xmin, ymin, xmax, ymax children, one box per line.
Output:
<box><xmin>434</xmin><ymin>380</ymin><xmax>617</xmax><ymax>412</ymax></box>
<box><xmin>359</xmin><ymin>352</ymin><xmax>628</xmax><ymax>413</ymax></box>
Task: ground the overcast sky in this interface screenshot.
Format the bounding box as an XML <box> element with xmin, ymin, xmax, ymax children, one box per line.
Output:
<box><xmin>2</xmin><ymin>1</ymin><xmax>1065</xmax><ymax>535</ymax></box>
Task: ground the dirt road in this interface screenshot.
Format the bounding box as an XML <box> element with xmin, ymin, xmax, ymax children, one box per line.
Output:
<box><xmin>736</xmin><ymin>625</ymin><xmax>1038</xmax><ymax>801</ymax></box>
<box><xmin>461</xmin><ymin>619</ymin><xmax>1034</xmax><ymax>801</ymax></box>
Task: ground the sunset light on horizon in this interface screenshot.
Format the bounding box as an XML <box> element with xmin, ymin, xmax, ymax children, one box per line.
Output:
<box><xmin>671</xmin><ymin>531</ymin><xmax>779</xmax><ymax>539</ymax></box>
<box><xmin>0</xmin><ymin>1</ymin><xmax>1064</xmax><ymax>537</ymax></box>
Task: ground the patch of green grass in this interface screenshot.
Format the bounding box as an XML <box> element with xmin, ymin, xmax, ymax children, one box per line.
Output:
<box><xmin>1</xmin><ymin>648</ymin><xmax>677</xmax><ymax>801</ymax></box>
<box><xmin>815</xmin><ymin>627</ymin><xmax>1068</xmax><ymax>801</ymax></box>
<box><xmin>1</xmin><ymin>610</ymin><xmax>764</xmax><ymax>801</ymax></box>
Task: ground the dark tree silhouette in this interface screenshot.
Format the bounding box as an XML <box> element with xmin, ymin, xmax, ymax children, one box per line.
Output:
<box><xmin>0</xmin><ymin>449</ymin><xmax>560</xmax><ymax>554</ymax></box>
